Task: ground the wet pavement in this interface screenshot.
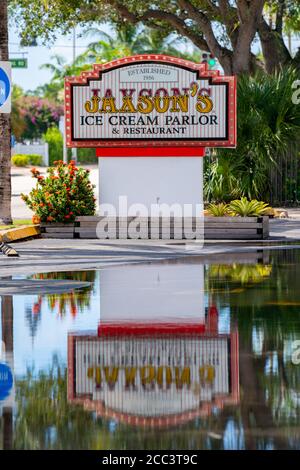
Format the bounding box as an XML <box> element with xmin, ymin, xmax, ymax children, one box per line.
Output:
<box><xmin>0</xmin><ymin>235</ymin><xmax>299</xmax><ymax>278</ymax></box>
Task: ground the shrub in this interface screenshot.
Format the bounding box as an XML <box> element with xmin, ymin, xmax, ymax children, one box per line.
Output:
<box><xmin>27</xmin><ymin>154</ymin><xmax>43</xmax><ymax>166</ymax></box>
<box><xmin>21</xmin><ymin>160</ymin><xmax>96</xmax><ymax>223</ymax></box>
<box><xmin>228</xmin><ymin>197</ymin><xmax>269</xmax><ymax>217</ymax></box>
<box><xmin>44</xmin><ymin>126</ymin><xmax>63</xmax><ymax>165</ymax></box>
<box><xmin>12</xmin><ymin>154</ymin><xmax>29</xmax><ymax>166</ymax></box>
<box><xmin>11</xmin><ymin>154</ymin><xmax>44</xmax><ymax>167</ymax></box>
<box><xmin>207</xmin><ymin>202</ymin><xmax>230</xmax><ymax>217</ymax></box>
<box><xmin>12</xmin><ymin>95</ymin><xmax>63</xmax><ymax>140</ymax></box>
<box><xmin>204</xmin><ymin>69</ymin><xmax>300</xmax><ymax>204</ymax></box>
<box><xmin>77</xmin><ymin>148</ymin><xmax>97</xmax><ymax>164</ymax></box>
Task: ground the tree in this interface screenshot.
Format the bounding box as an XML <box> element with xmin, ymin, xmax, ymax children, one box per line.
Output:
<box><xmin>10</xmin><ymin>1</ymin><xmax>300</xmax><ymax>75</ymax></box>
<box><xmin>258</xmin><ymin>0</ymin><xmax>300</xmax><ymax>73</ymax></box>
<box><xmin>81</xmin><ymin>24</ymin><xmax>201</xmax><ymax>63</ymax></box>
<box><xmin>0</xmin><ymin>0</ymin><xmax>12</xmax><ymax>224</ymax></box>
<box><xmin>204</xmin><ymin>69</ymin><xmax>300</xmax><ymax>202</ymax></box>
<box><xmin>35</xmin><ymin>24</ymin><xmax>201</xmax><ymax>104</ymax></box>
<box><xmin>11</xmin><ymin>85</ymin><xmax>27</xmax><ymax>140</ymax></box>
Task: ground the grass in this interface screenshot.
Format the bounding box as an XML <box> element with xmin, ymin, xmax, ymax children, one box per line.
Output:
<box><xmin>0</xmin><ymin>219</ymin><xmax>32</xmax><ymax>230</ymax></box>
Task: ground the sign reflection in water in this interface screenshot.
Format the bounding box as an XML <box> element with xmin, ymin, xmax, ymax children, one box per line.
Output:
<box><xmin>68</xmin><ymin>262</ymin><xmax>239</xmax><ymax>427</ymax></box>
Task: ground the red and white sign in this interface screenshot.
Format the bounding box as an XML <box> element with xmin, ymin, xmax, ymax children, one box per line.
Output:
<box><xmin>65</xmin><ymin>55</ymin><xmax>236</xmax><ymax>153</ymax></box>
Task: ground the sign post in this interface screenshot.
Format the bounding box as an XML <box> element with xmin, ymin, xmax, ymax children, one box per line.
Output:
<box><xmin>0</xmin><ymin>61</ymin><xmax>11</xmax><ymax>114</ymax></box>
<box><xmin>65</xmin><ymin>55</ymin><xmax>236</xmax><ymax>239</ymax></box>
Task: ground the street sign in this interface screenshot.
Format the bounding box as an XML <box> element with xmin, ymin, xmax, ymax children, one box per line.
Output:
<box><xmin>65</xmin><ymin>55</ymin><xmax>237</xmax><ymax>151</ymax></box>
<box><xmin>0</xmin><ymin>61</ymin><xmax>11</xmax><ymax>113</ymax></box>
<box><xmin>10</xmin><ymin>58</ymin><xmax>28</xmax><ymax>69</ymax></box>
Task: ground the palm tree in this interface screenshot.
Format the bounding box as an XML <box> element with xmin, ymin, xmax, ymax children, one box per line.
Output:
<box><xmin>40</xmin><ymin>25</ymin><xmax>201</xmax><ymax>103</ymax></box>
<box><xmin>0</xmin><ymin>0</ymin><xmax>12</xmax><ymax>224</ymax></box>
<box><xmin>81</xmin><ymin>25</ymin><xmax>201</xmax><ymax>64</ymax></box>
<box><xmin>39</xmin><ymin>54</ymin><xmax>91</xmax><ymax>102</ymax></box>
<box><xmin>205</xmin><ymin>68</ymin><xmax>300</xmax><ymax>203</ymax></box>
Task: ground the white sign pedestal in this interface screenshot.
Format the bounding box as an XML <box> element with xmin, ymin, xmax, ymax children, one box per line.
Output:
<box><xmin>99</xmin><ymin>156</ymin><xmax>203</xmax><ymax>218</ymax></box>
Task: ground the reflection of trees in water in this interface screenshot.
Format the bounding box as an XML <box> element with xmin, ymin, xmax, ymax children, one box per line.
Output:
<box><xmin>22</xmin><ymin>271</ymin><xmax>97</xmax><ymax>340</ymax></box>
<box><xmin>13</xmin><ymin>356</ymin><xmax>241</xmax><ymax>450</ymax></box>
<box><xmin>1</xmin><ymin>292</ymin><xmax>14</xmax><ymax>450</ymax></box>
<box><xmin>208</xmin><ymin>264</ymin><xmax>272</xmax><ymax>285</ymax></box>
<box><xmin>206</xmin><ymin>250</ymin><xmax>300</xmax><ymax>449</ymax></box>
<box><xmin>29</xmin><ymin>271</ymin><xmax>97</xmax><ymax>319</ymax></box>
<box><xmin>25</xmin><ymin>300</ymin><xmax>41</xmax><ymax>340</ymax></box>
<box><xmin>14</xmin><ymin>358</ymin><xmax>112</xmax><ymax>450</ymax></box>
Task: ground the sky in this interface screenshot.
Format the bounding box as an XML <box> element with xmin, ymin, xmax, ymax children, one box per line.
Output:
<box><xmin>8</xmin><ymin>24</ymin><xmax>112</xmax><ymax>92</ymax></box>
<box><xmin>8</xmin><ymin>23</ymin><xmax>300</xmax><ymax>93</ymax></box>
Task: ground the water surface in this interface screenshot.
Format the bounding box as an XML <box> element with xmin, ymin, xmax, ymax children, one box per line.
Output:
<box><xmin>1</xmin><ymin>249</ymin><xmax>300</xmax><ymax>450</ymax></box>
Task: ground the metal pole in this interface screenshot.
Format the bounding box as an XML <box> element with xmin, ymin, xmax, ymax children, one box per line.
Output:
<box><xmin>288</xmin><ymin>32</ymin><xmax>292</xmax><ymax>55</ymax></box>
<box><xmin>71</xmin><ymin>27</ymin><xmax>77</xmax><ymax>164</ymax></box>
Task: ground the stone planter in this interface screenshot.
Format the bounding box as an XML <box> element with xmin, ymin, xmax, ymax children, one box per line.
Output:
<box><xmin>75</xmin><ymin>216</ymin><xmax>269</xmax><ymax>240</ymax></box>
<box><xmin>204</xmin><ymin>216</ymin><xmax>269</xmax><ymax>239</ymax></box>
<box><xmin>40</xmin><ymin>223</ymin><xmax>75</xmax><ymax>239</ymax></box>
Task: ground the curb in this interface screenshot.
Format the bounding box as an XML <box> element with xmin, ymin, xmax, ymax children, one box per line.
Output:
<box><xmin>0</xmin><ymin>224</ymin><xmax>40</xmax><ymax>243</ymax></box>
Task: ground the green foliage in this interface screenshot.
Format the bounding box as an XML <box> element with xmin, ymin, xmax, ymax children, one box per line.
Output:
<box><xmin>11</xmin><ymin>154</ymin><xmax>29</xmax><ymax>167</ymax></box>
<box><xmin>207</xmin><ymin>202</ymin><xmax>230</xmax><ymax>217</ymax></box>
<box><xmin>228</xmin><ymin>197</ymin><xmax>269</xmax><ymax>217</ymax></box>
<box><xmin>15</xmin><ymin>360</ymin><xmax>111</xmax><ymax>450</ymax></box>
<box><xmin>21</xmin><ymin>161</ymin><xmax>96</xmax><ymax>223</ymax></box>
<box><xmin>77</xmin><ymin>148</ymin><xmax>97</xmax><ymax>164</ymax></box>
<box><xmin>11</xmin><ymin>85</ymin><xmax>27</xmax><ymax>140</ymax></box>
<box><xmin>44</xmin><ymin>126</ymin><xmax>63</xmax><ymax>165</ymax></box>
<box><xmin>205</xmin><ymin>68</ymin><xmax>300</xmax><ymax>203</ymax></box>
<box><xmin>34</xmin><ymin>25</ymin><xmax>201</xmax><ymax>102</ymax></box>
<box><xmin>12</xmin><ymin>92</ymin><xmax>63</xmax><ymax>140</ymax></box>
<box><xmin>11</xmin><ymin>154</ymin><xmax>43</xmax><ymax>167</ymax></box>
<box><xmin>208</xmin><ymin>263</ymin><xmax>272</xmax><ymax>284</ymax></box>
<box><xmin>28</xmin><ymin>154</ymin><xmax>43</xmax><ymax>165</ymax></box>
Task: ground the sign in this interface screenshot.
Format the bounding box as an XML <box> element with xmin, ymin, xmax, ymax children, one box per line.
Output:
<box><xmin>68</xmin><ymin>331</ymin><xmax>239</xmax><ymax>427</ymax></box>
<box><xmin>10</xmin><ymin>58</ymin><xmax>28</xmax><ymax>69</ymax></box>
<box><xmin>65</xmin><ymin>55</ymin><xmax>236</xmax><ymax>152</ymax></box>
<box><xmin>0</xmin><ymin>362</ymin><xmax>13</xmax><ymax>402</ymax></box>
<box><xmin>0</xmin><ymin>61</ymin><xmax>11</xmax><ymax>113</ymax></box>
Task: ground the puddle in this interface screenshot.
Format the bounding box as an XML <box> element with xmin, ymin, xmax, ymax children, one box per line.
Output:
<box><xmin>1</xmin><ymin>250</ymin><xmax>300</xmax><ymax>449</ymax></box>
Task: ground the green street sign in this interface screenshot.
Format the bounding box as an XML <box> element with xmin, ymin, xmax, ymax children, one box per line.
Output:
<box><xmin>10</xmin><ymin>58</ymin><xmax>28</xmax><ymax>69</ymax></box>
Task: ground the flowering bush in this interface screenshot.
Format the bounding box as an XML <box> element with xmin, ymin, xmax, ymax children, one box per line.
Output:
<box><xmin>12</xmin><ymin>95</ymin><xmax>63</xmax><ymax>140</ymax></box>
<box><xmin>21</xmin><ymin>160</ymin><xmax>96</xmax><ymax>223</ymax></box>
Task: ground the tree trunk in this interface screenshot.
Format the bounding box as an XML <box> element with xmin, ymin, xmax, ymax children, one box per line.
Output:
<box><xmin>1</xmin><ymin>293</ymin><xmax>14</xmax><ymax>450</ymax></box>
<box><xmin>239</xmin><ymin>334</ymin><xmax>289</xmax><ymax>449</ymax></box>
<box><xmin>0</xmin><ymin>0</ymin><xmax>12</xmax><ymax>224</ymax></box>
<box><xmin>258</xmin><ymin>18</ymin><xmax>292</xmax><ymax>73</ymax></box>
<box><xmin>1</xmin><ymin>295</ymin><xmax>13</xmax><ymax>353</ymax></box>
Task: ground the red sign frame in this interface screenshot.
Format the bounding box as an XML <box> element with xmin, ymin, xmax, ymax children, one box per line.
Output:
<box><xmin>67</xmin><ymin>306</ymin><xmax>239</xmax><ymax>428</ymax></box>
<box><xmin>65</xmin><ymin>55</ymin><xmax>237</xmax><ymax>157</ymax></box>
